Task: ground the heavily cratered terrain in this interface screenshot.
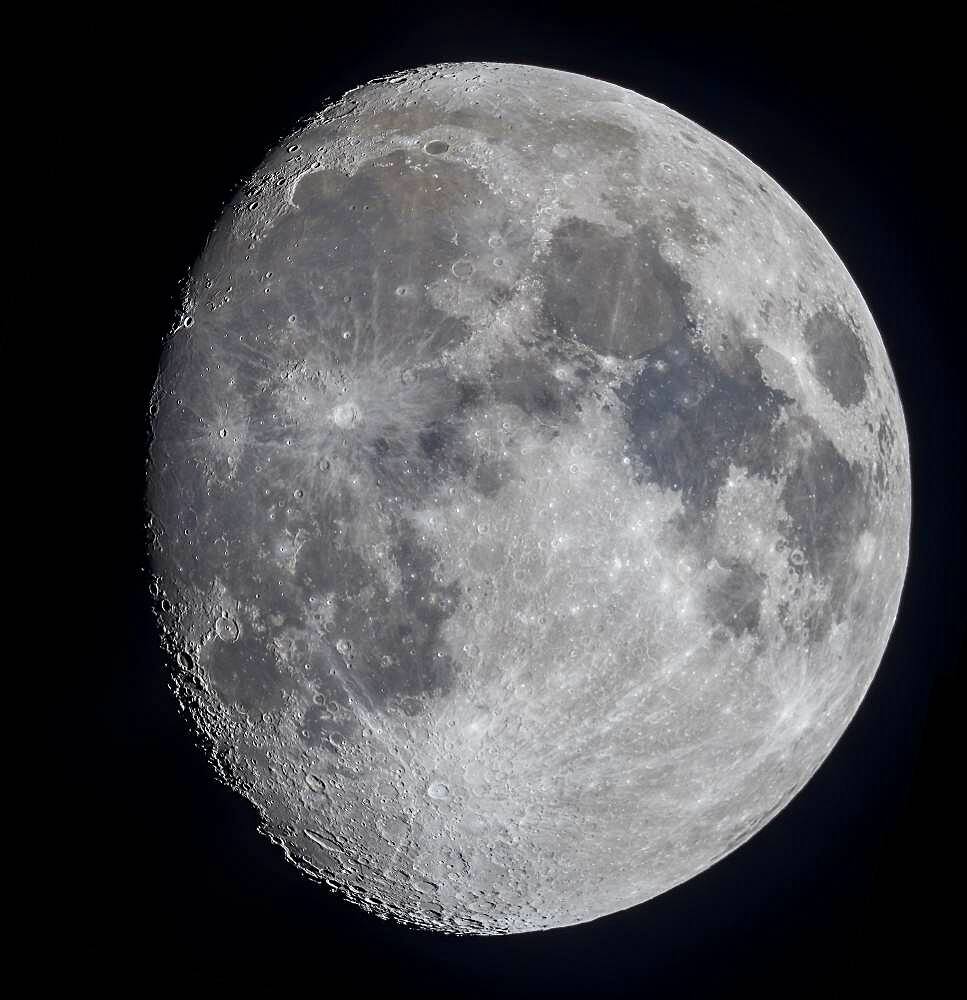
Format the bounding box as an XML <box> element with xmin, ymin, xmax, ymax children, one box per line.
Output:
<box><xmin>146</xmin><ymin>63</ymin><xmax>910</xmax><ymax>934</ymax></box>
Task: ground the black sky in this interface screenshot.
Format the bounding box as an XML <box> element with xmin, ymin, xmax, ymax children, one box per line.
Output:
<box><xmin>98</xmin><ymin>7</ymin><xmax>959</xmax><ymax>995</ymax></box>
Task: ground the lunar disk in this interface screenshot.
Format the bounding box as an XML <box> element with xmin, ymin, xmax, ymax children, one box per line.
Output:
<box><xmin>146</xmin><ymin>62</ymin><xmax>910</xmax><ymax>934</ymax></box>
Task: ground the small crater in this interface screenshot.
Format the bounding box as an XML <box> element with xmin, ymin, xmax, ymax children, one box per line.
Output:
<box><xmin>304</xmin><ymin>773</ymin><xmax>327</xmax><ymax>792</ymax></box>
<box><xmin>451</xmin><ymin>259</ymin><xmax>474</xmax><ymax>278</ymax></box>
<box><xmin>214</xmin><ymin>616</ymin><xmax>240</xmax><ymax>642</ymax></box>
<box><xmin>427</xmin><ymin>782</ymin><xmax>450</xmax><ymax>800</ymax></box>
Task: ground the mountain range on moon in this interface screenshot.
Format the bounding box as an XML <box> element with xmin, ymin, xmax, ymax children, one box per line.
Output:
<box><xmin>145</xmin><ymin>62</ymin><xmax>911</xmax><ymax>934</ymax></box>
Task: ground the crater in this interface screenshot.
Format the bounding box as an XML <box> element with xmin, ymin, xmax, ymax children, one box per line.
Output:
<box><xmin>214</xmin><ymin>616</ymin><xmax>240</xmax><ymax>642</ymax></box>
<box><xmin>205</xmin><ymin>630</ymin><xmax>297</xmax><ymax>717</ymax></box>
<box><xmin>427</xmin><ymin>781</ymin><xmax>450</xmax><ymax>800</ymax></box>
<box><xmin>802</xmin><ymin>306</ymin><xmax>870</xmax><ymax>407</ymax></box>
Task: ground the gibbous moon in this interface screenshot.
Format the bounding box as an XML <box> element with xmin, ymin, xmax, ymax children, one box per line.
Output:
<box><xmin>146</xmin><ymin>63</ymin><xmax>911</xmax><ymax>934</ymax></box>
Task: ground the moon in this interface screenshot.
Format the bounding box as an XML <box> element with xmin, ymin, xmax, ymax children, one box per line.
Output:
<box><xmin>146</xmin><ymin>62</ymin><xmax>911</xmax><ymax>934</ymax></box>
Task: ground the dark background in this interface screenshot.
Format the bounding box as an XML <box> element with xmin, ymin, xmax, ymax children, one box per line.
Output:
<box><xmin>99</xmin><ymin>7</ymin><xmax>959</xmax><ymax>995</ymax></box>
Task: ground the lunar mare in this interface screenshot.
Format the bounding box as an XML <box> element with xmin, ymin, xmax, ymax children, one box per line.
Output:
<box><xmin>146</xmin><ymin>63</ymin><xmax>910</xmax><ymax>934</ymax></box>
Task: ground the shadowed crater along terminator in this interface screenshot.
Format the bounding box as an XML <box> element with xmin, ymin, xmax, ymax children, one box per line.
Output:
<box><xmin>146</xmin><ymin>62</ymin><xmax>910</xmax><ymax>935</ymax></box>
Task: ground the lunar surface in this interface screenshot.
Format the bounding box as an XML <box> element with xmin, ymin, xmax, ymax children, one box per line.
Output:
<box><xmin>146</xmin><ymin>62</ymin><xmax>910</xmax><ymax>934</ymax></box>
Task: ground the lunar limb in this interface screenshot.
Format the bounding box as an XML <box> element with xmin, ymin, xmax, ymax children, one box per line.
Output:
<box><xmin>147</xmin><ymin>63</ymin><xmax>910</xmax><ymax>934</ymax></box>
